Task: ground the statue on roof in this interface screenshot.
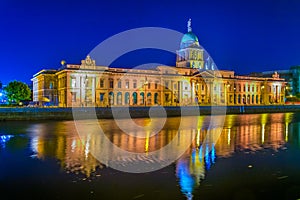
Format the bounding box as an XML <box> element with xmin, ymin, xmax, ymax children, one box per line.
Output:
<box><xmin>187</xmin><ymin>18</ymin><xmax>192</xmax><ymax>32</ymax></box>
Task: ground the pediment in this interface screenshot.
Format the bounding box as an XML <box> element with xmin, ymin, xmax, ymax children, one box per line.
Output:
<box><xmin>194</xmin><ymin>70</ymin><xmax>216</xmax><ymax>78</ymax></box>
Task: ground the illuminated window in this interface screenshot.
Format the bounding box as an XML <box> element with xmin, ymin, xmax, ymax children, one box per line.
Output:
<box><xmin>100</xmin><ymin>93</ymin><xmax>104</xmax><ymax>101</ymax></box>
<box><xmin>109</xmin><ymin>79</ymin><xmax>114</xmax><ymax>88</ymax></box>
<box><xmin>49</xmin><ymin>82</ymin><xmax>53</xmax><ymax>89</ymax></box>
<box><xmin>117</xmin><ymin>80</ymin><xmax>121</xmax><ymax>88</ymax></box>
<box><xmin>71</xmin><ymin>78</ymin><xmax>76</xmax><ymax>88</ymax></box>
<box><xmin>71</xmin><ymin>92</ymin><xmax>76</xmax><ymax>102</ymax></box>
<box><xmin>125</xmin><ymin>80</ymin><xmax>129</xmax><ymax>89</ymax></box>
<box><xmin>100</xmin><ymin>79</ymin><xmax>104</xmax><ymax>88</ymax></box>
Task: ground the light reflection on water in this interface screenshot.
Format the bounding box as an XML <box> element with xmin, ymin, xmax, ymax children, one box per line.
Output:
<box><xmin>0</xmin><ymin>112</ymin><xmax>299</xmax><ymax>199</ymax></box>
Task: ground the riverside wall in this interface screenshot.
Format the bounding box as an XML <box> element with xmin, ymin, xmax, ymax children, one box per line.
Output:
<box><xmin>0</xmin><ymin>105</ymin><xmax>299</xmax><ymax>121</ymax></box>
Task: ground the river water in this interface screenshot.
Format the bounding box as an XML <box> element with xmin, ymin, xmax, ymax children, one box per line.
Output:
<box><xmin>1</xmin><ymin>112</ymin><xmax>300</xmax><ymax>200</ymax></box>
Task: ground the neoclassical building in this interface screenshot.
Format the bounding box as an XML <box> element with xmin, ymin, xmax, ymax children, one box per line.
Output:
<box><xmin>32</xmin><ymin>20</ymin><xmax>286</xmax><ymax>107</ymax></box>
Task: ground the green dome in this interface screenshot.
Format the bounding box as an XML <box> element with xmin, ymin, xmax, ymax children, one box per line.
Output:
<box><xmin>180</xmin><ymin>32</ymin><xmax>200</xmax><ymax>49</ymax></box>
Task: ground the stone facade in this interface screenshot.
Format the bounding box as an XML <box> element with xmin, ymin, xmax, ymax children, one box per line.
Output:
<box><xmin>32</xmin><ymin>21</ymin><xmax>286</xmax><ymax>107</ymax></box>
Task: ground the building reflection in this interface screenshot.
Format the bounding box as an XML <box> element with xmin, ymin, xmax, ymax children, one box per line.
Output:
<box><xmin>29</xmin><ymin>122</ymin><xmax>102</xmax><ymax>177</ymax></box>
<box><xmin>176</xmin><ymin>112</ymin><xmax>294</xmax><ymax>200</ymax></box>
<box><xmin>26</xmin><ymin>112</ymin><xmax>297</xmax><ymax>196</ymax></box>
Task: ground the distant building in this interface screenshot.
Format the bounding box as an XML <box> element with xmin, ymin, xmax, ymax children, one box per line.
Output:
<box><xmin>32</xmin><ymin>20</ymin><xmax>286</xmax><ymax>107</ymax></box>
<box><xmin>0</xmin><ymin>82</ymin><xmax>7</xmax><ymax>104</ymax></box>
<box><xmin>251</xmin><ymin>66</ymin><xmax>300</xmax><ymax>97</ymax></box>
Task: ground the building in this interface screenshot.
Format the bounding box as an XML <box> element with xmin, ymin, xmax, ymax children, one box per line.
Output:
<box><xmin>0</xmin><ymin>81</ymin><xmax>7</xmax><ymax>105</ymax></box>
<box><xmin>251</xmin><ymin>65</ymin><xmax>300</xmax><ymax>97</ymax></box>
<box><xmin>32</xmin><ymin>20</ymin><xmax>286</xmax><ymax>107</ymax></box>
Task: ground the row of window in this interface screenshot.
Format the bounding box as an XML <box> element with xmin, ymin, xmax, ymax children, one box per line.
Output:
<box><xmin>67</xmin><ymin>77</ymin><xmax>283</xmax><ymax>95</ymax></box>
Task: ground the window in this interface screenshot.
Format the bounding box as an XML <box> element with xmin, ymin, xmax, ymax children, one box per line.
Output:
<box><xmin>109</xmin><ymin>79</ymin><xmax>114</xmax><ymax>88</ymax></box>
<box><xmin>71</xmin><ymin>92</ymin><xmax>76</xmax><ymax>102</ymax></box>
<box><xmin>100</xmin><ymin>79</ymin><xmax>104</xmax><ymax>88</ymax></box>
<box><xmin>202</xmin><ymin>85</ymin><xmax>204</xmax><ymax>90</ymax></box>
<box><xmin>117</xmin><ymin>80</ymin><xmax>121</xmax><ymax>88</ymax></box>
<box><xmin>100</xmin><ymin>93</ymin><xmax>104</xmax><ymax>101</ymax></box>
<box><xmin>125</xmin><ymin>80</ymin><xmax>129</xmax><ymax>89</ymax></box>
<box><xmin>71</xmin><ymin>78</ymin><xmax>76</xmax><ymax>88</ymax></box>
<box><xmin>133</xmin><ymin>81</ymin><xmax>137</xmax><ymax>89</ymax></box>
<box><xmin>165</xmin><ymin>81</ymin><xmax>169</xmax><ymax>89</ymax></box>
<box><xmin>155</xmin><ymin>81</ymin><xmax>158</xmax><ymax>89</ymax></box>
<box><xmin>49</xmin><ymin>82</ymin><xmax>53</xmax><ymax>89</ymax></box>
<box><xmin>148</xmin><ymin>82</ymin><xmax>151</xmax><ymax>89</ymax></box>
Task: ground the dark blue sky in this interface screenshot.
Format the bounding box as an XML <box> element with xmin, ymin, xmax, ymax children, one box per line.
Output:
<box><xmin>1</xmin><ymin>0</ymin><xmax>300</xmax><ymax>85</ymax></box>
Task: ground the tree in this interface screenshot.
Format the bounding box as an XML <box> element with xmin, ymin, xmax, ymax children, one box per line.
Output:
<box><xmin>4</xmin><ymin>81</ymin><xmax>31</xmax><ymax>105</ymax></box>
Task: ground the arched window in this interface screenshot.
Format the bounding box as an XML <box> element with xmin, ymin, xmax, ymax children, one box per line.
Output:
<box><xmin>147</xmin><ymin>92</ymin><xmax>152</xmax><ymax>105</ymax></box>
<box><xmin>154</xmin><ymin>93</ymin><xmax>159</xmax><ymax>104</ymax></box>
<box><xmin>140</xmin><ymin>92</ymin><xmax>144</xmax><ymax>105</ymax></box>
<box><xmin>132</xmin><ymin>92</ymin><xmax>137</xmax><ymax>105</ymax></box>
<box><xmin>125</xmin><ymin>92</ymin><xmax>130</xmax><ymax>105</ymax></box>
<box><xmin>108</xmin><ymin>92</ymin><xmax>114</xmax><ymax>105</ymax></box>
<box><xmin>117</xmin><ymin>92</ymin><xmax>122</xmax><ymax>105</ymax></box>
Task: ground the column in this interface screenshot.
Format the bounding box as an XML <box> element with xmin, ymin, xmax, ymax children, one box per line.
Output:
<box><xmin>191</xmin><ymin>81</ymin><xmax>195</xmax><ymax>105</ymax></box>
<box><xmin>92</xmin><ymin>77</ymin><xmax>95</xmax><ymax>106</ymax></box>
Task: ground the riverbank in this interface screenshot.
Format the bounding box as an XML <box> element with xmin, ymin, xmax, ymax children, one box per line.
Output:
<box><xmin>0</xmin><ymin>105</ymin><xmax>299</xmax><ymax>121</ymax></box>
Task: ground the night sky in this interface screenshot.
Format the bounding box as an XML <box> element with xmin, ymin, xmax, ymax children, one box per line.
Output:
<box><xmin>1</xmin><ymin>0</ymin><xmax>300</xmax><ymax>85</ymax></box>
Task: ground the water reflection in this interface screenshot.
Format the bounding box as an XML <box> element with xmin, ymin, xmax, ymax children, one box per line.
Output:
<box><xmin>175</xmin><ymin>112</ymin><xmax>295</xmax><ymax>199</ymax></box>
<box><xmin>0</xmin><ymin>135</ymin><xmax>14</xmax><ymax>148</ymax></box>
<box><xmin>26</xmin><ymin>122</ymin><xmax>103</xmax><ymax>177</ymax></box>
<box><xmin>1</xmin><ymin>112</ymin><xmax>299</xmax><ymax>199</ymax></box>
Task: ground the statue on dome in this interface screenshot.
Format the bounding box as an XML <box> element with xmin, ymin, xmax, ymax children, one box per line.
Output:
<box><xmin>187</xmin><ymin>18</ymin><xmax>192</xmax><ymax>32</ymax></box>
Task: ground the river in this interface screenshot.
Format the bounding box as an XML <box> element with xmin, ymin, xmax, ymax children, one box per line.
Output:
<box><xmin>1</xmin><ymin>112</ymin><xmax>300</xmax><ymax>200</ymax></box>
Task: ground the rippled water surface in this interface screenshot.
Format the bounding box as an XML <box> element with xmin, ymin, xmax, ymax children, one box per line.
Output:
<box><xmin>1</xmin><ymin>112</ymin><xmax>300</xmax><ymax>200</ymax></box>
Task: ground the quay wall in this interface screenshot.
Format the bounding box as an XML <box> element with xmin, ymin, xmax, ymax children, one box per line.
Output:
<box><xmin>0</xmin><ymin>105</ymin><xmax>299</xmax><ymax>121</ymax></box>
